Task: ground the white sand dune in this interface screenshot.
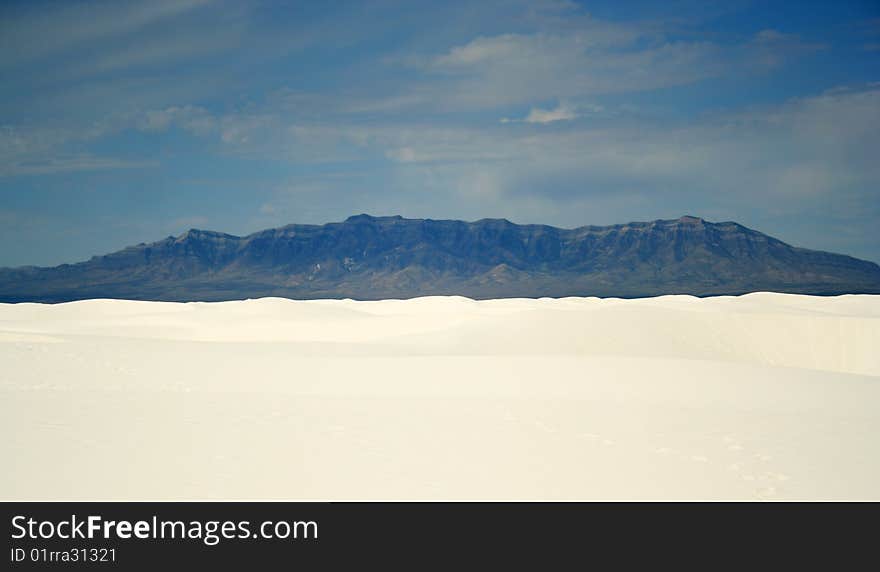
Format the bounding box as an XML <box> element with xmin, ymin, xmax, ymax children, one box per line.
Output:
<box><xmin>2</xmin><ymin>292</ymin><xmax>878</xmax><ymax>500</ymax></box>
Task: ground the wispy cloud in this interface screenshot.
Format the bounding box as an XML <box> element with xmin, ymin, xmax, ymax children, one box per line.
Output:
<box><xmin>522</xmin><ymin>103</ymin><xmax>579</xmax><ymax>124</ymax></box>
<box><xmin>136</xmin><ymin>105</ymin><xmax>216</xmax><ymax>135</ymax></box>
<box><xmin>367</xmin><ymin>5</ymin><xmax>827</xmax><ymax>114</ymax></box>
<box><xmin>501</xmin><ymin>102</ymin><xmax>593</xmax><ymax>124</ymax></box>
<box><xmin>411</xmin><ymin>30</ymin><xmax>721</xmax><ymax>109</ymax></box>
<box><xmin>0</xmin><ymin>118</ymin><xmax>159</xmax><ymax>176</ymax></box>
<box><xmin>0</xmin><ymin>0</ymin><xmax>215</xmax><ymax>69</ymax></box>
<box><xmin>169</xmin><ymin>83</ymin><xmax>879</xmax><ymax>208</ymax></box>
<box><xmin>1</xmin><ymin>155</ymin><xmax>158</xmax><ymax>177</ymax></box>
<box><xmin>745</xmin><ymin>29</ymin><xmax>827</xmax><ymax>69</ymax></box>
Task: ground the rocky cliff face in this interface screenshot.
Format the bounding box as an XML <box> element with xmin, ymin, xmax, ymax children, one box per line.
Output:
<box><xmin>2</xmin><ymin>214</ymin><xmax>879</xmax><ymax>302</ymax></box>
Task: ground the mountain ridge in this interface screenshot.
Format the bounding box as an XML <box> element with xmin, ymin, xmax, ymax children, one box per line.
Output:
<box><xmin>1</xmin><ymin>214</ymin><xmax>879</xmax><ymax>302</ymax></box>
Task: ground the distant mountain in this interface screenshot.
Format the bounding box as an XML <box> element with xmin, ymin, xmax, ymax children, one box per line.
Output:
<box><xmin>1</xmin><ymin>214</ymin><xmax>879</xmax><ymax>302</ymax></box>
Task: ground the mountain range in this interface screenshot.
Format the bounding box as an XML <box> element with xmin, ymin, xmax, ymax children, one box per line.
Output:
<box><xmin>1</xmin><ymin>214</ymin><xmax>879</xmax><ymax>302</ymax></box>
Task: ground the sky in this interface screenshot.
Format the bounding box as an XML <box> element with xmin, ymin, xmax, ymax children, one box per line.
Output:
<box><xmin>1</xmin><ymin>0</ymin><xmax>878</xmax><ymax>266</ymax></box>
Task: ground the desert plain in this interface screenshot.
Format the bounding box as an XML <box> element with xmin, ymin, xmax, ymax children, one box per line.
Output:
<box><xmin>2</xmin><ymin>293</ymin><xmax>878</xmax><ymax>500</ymax></box>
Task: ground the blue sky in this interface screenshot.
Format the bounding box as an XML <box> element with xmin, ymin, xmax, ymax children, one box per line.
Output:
<box><xmin>1</xmin><ymin>0</ymin><xmax>878</xmax><ymax>266</ymax></box>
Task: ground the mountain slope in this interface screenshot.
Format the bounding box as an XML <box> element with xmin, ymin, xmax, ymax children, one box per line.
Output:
<box><xmin>1</xmin><ymin>214</ymin><xmax>879</xmax><ymax>302</ymax></box>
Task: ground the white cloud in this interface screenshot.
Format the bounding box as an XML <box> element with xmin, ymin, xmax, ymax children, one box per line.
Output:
<box><xmin>502</xmin><ymin>102</ymin><xmax>587</xmax><ymax>124</ymax></box>
<box><xmin>524</xmin><ymin>104</ymin><xmax>578</xmax><ymax>124</ymax></box>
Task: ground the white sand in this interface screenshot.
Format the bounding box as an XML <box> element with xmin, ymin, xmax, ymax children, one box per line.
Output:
<box><xmin>2</xmin><ymin>292</ymin><xmax>878</xmax><ymax>500</ymax></box>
